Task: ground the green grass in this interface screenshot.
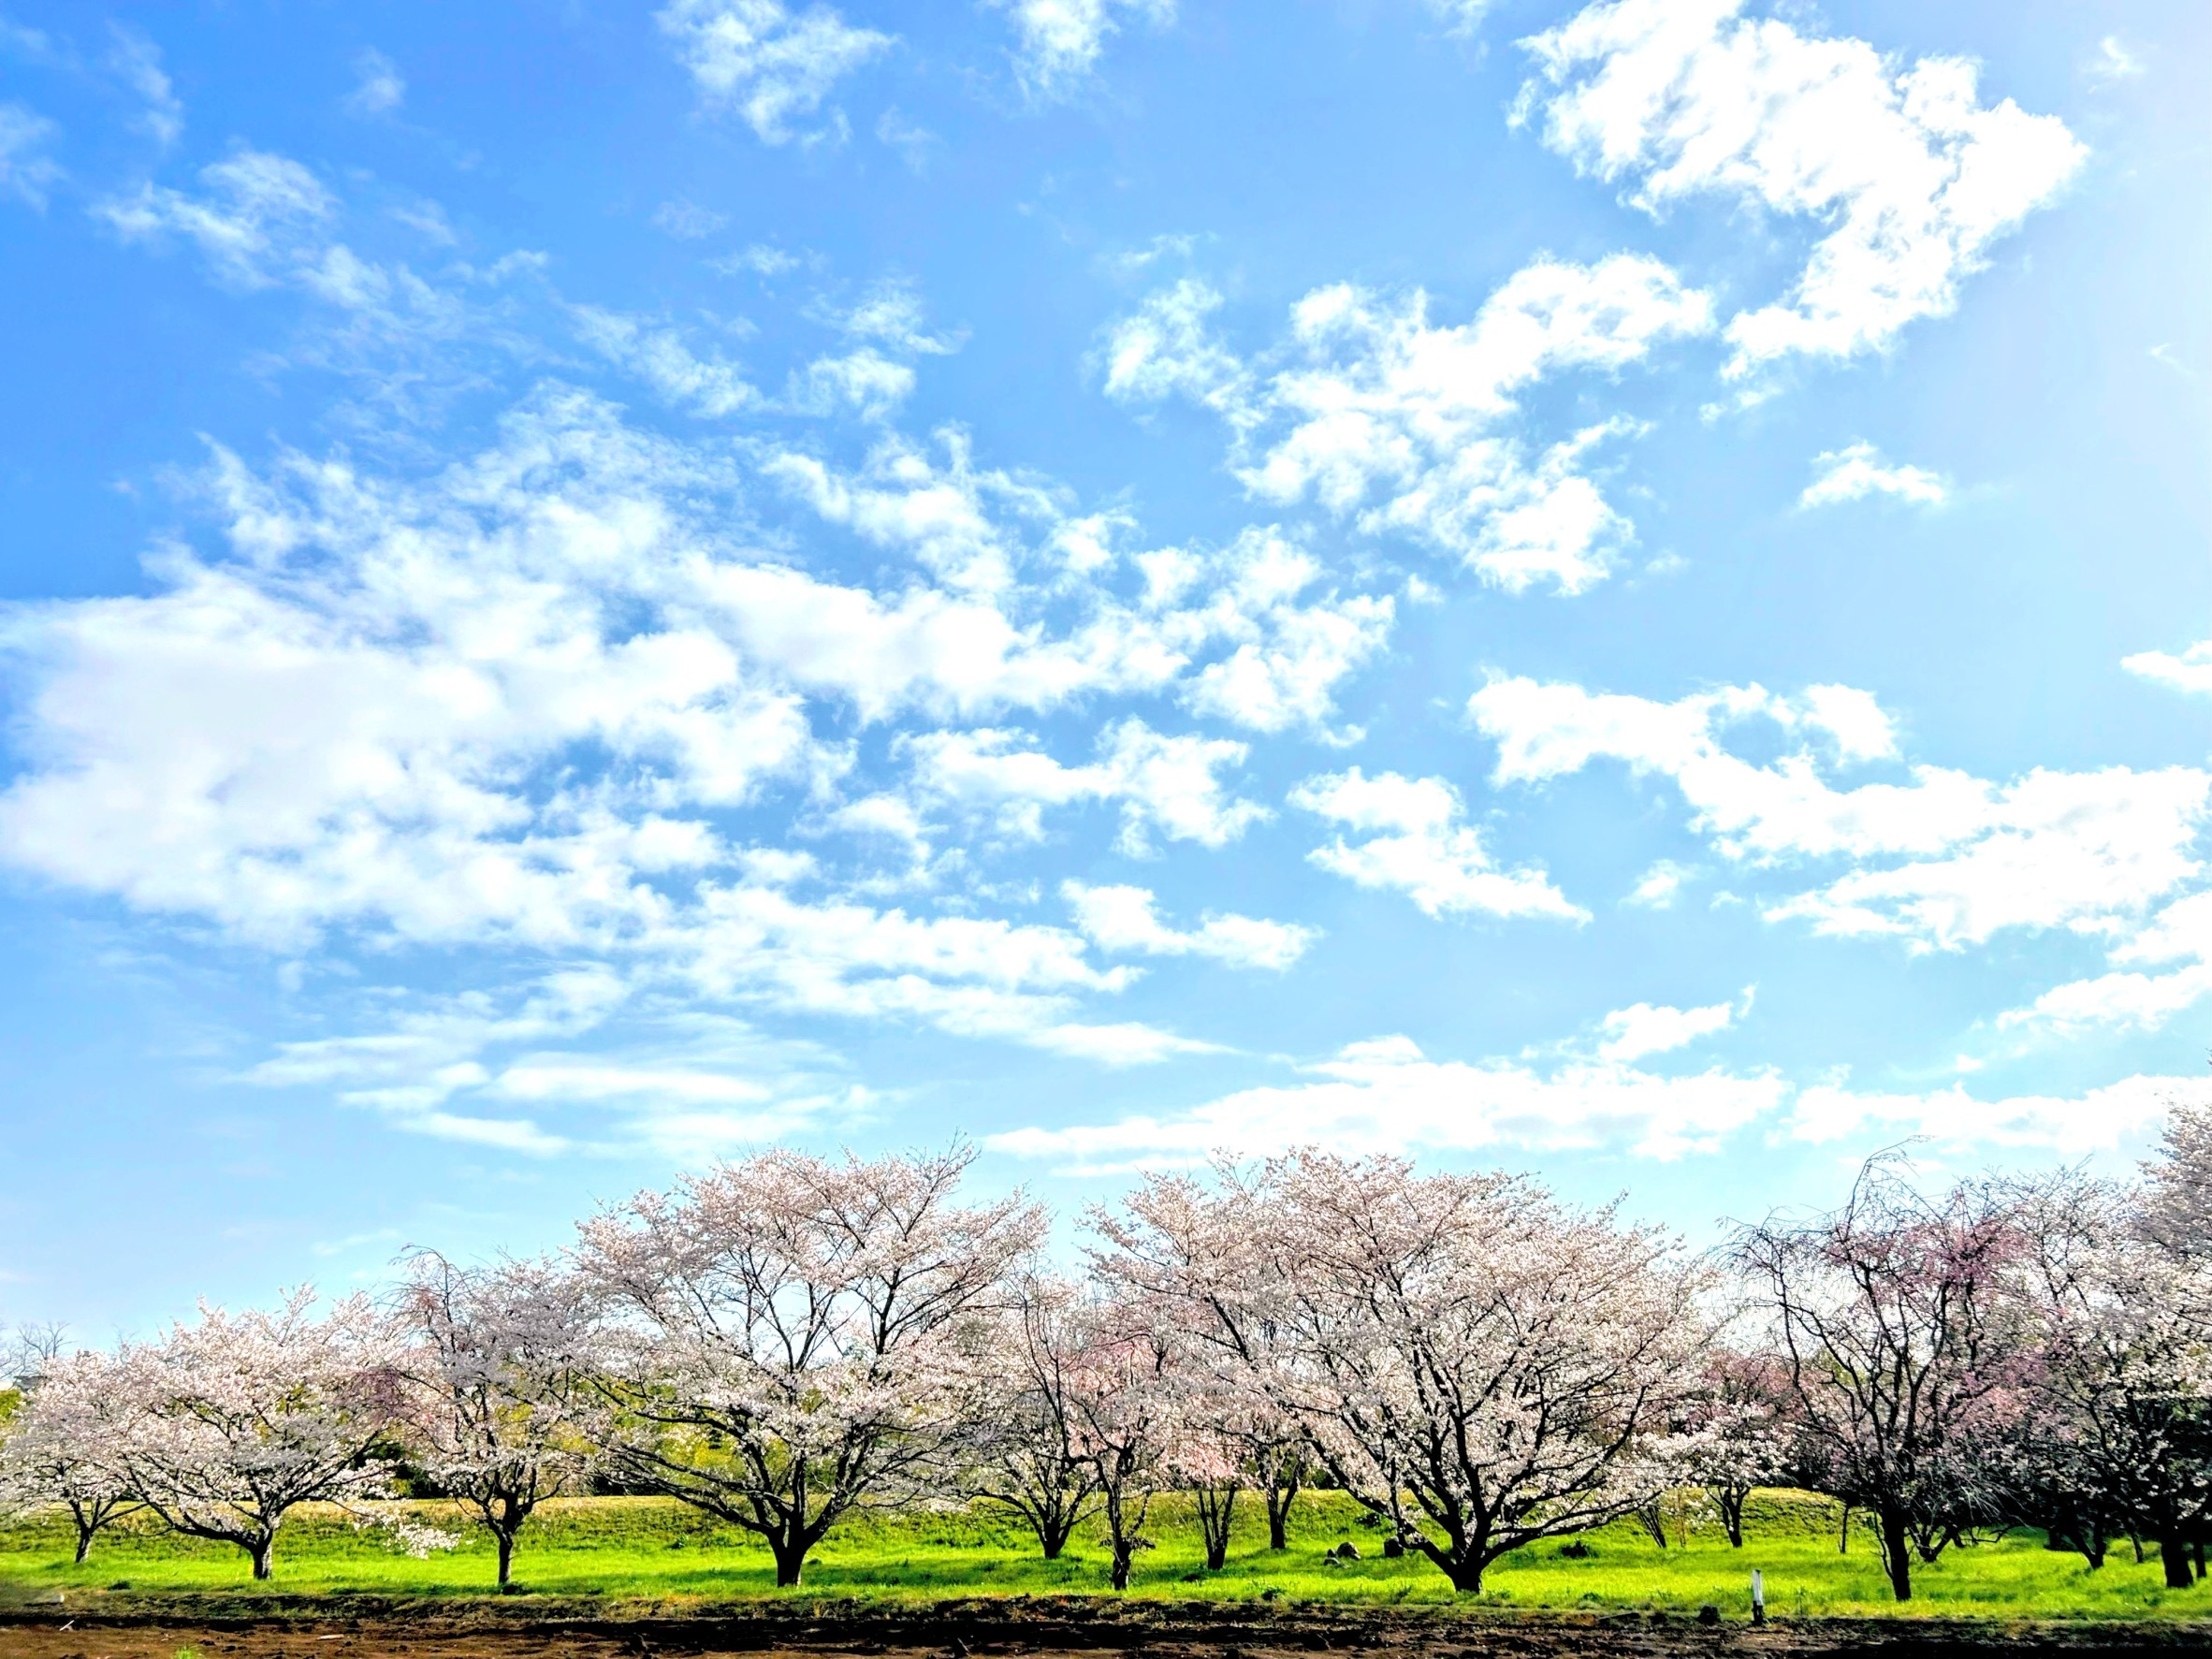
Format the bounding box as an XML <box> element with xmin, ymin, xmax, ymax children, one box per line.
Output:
<box><xmin>0</xmin><ymin>1489</ymin><xmax>2204</xmax><ymax>1620</ymax></box>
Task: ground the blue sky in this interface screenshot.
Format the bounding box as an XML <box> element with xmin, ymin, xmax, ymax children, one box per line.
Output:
<box><xmin>3</xmin><ymin>0</ymin><xmax>2209</xmax><ymax>1334</ymax></box>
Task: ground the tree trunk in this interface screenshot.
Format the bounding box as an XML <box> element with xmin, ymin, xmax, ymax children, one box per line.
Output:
<box><xmin>2192</xmin><ymin>1538</ymin><xmax>2205</xmax><ymax>1582</ymax></box>
<box><xmin>251</xmin><ymin>1537</ymin><xmax>275</xmax><ymax>1581</ymax></box>
<box><xmin>772</xmin><ymin>1536</ymin><xmax>808</xmax><ymax>1588</ymax></box>
<box><xmin>1194</xmin><ymin>1486</ymin><xmax>1236</xmax><ymax>1572</ymax></box>
<box><xmin>496</xmin><ymin>1529</ymin><xmax>516</xmax><ymax>1590</ymax></box>
<box><xmin>1110</xmin><ymin>1541</ymin><xmax>1135</xmax><ymax>1592</ymax></box>
<box><xmin>1880</xmin><ymin>1508</ymin><xmax>1912</xmax><ymax>1602</ymax></box>
<box><xmin>1446</xmin><ymin>1555</ymin><xmax>1487</xmax><ymax>1594</ymax></box>
<box><xmin>1839</xmin><ymin>1504</ymin><xmax>1850</xmax><ymax>1554</ymax></box>
<box><xmin>2161</xmin><ymin>1533</ymin><xmax>2195</xmax><ymax>1590</ymax></box>
<box><xmin>1263</xmin><ymin>1457</ymin><xmax>1302</xmax><ymax>1551</ymax></box>
<box><xmin>1715</xmin><ymin>1490</ymin><xmax>1745</xmax><ymax>1549</ymax></box>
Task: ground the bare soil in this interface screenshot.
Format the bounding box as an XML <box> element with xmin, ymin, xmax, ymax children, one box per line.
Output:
<box><xmin>5</xmin><ymin>1600</ymin><xmax>2212</xmax><ymax>1659</ymax></box>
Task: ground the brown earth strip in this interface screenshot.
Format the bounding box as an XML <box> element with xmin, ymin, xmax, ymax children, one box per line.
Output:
<box><xmin>5</xmin><ymin>1601</ymin><xmax>2212</xmax><ymax>1659</ymax></box>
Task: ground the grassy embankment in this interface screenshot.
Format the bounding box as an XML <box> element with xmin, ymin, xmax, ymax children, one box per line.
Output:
<box><xmin>0</xmin><ymin>1490</ymin><xmax>2204</xmax><ymax>1619</ymax></box>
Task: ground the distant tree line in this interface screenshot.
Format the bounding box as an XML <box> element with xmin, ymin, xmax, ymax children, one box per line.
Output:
<box><xmin>6</xmin><ymin>1111</ymin><xmax>2211</xmax><ymax>1602</ymax></box>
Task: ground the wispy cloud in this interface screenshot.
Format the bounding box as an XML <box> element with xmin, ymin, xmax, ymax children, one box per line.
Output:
<box><xmin>658</xmin><ymin>0</ymin><xmax>892</xmax><ymax>144</ymax></box>
<box><xmin>994</xmin><ymin>0</ymin><xmax>1174</xmax><ymax>103</ymax></box>
<box><xmin>1800</xmin><ymin>442</ymin><xmax>1949</xmax><ymax>509</ymax></box>
<box><xmin>107</xmin><ymin>23</ymin><xmax>183</xmax><ymax>147</ymax></box>
<box><xmin>0</xmin><ymin>102</ymin><xmax>61</xmax><ymax>208</ymax></box>
<box><xmin>343</xmin><ymin>49</ymin><xmax>406</xmax><ymax>118</ymax></box>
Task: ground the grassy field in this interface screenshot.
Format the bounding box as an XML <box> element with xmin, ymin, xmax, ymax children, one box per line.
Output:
<box><xmin>0</xmin><ymin>1489</ymin><xmax>2205</xmax><ymax>1620</ymax></box>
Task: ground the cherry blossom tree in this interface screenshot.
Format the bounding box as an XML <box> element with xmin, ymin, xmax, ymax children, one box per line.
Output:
<box><xmin>2014</xmin><ymin>1171</ymin><xmax>2212</xmax><ymax>1589</ymax></box>
<box><xmin>1734</xmin><ymin>1157</ymin><xmax>2032</xmax><ymax>1601</ymax></box>
<box><xmin>1671</xmin><ymin>1348</ymin><xmax>1797</xmax><ymax>1549</ymax></box>
<box><xmin>574</xmin><ymin>1146</ymin><xmax>1044</xmax><ymax>1587</ymax></box>
<box><xmin>394</xmin><ymin>1251</ymin><xmax>596</xmax><ymax>1590</ymax></box>
<box><xmin>1091</xmin><ymin>1166</ymin><xmax>1307</xmax><ymax>1550</ymax></box>
<box><xmin>1058</xmin><ymin>1290</ymin><xmax>1179</xmax><ymax>1591</ymax></box>
<box><xmin>2141</xmin><ymin>1098</ymin><xmax>2212</xmax><ymax>1264</ymax></box>
<box><xmin>0</xmin><ymin>1343</ymin><xmax>146</xmax><ymax>1564</ymax></box>
<box><xmin>1142</xmin><ymin>1151</ymin><xmax>1704</xmax><ymax>1594</ymax></box>
<box><xmin>959</xmin><ymin>1271</ymin><xmax>1103</xmax><ymax>1560</ymax></box>
<box><xmin>1167</xmin><ymin>1374</ymin><xmax>1260</xmax><ymax>1572</ymax></box>
<box><xmin>111</xmin><ymin>1288</ymin><xmax>436</xmax><ymax>1580</ymax></box>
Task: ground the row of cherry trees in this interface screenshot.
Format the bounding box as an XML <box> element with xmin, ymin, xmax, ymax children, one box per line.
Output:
<box><xmin>5</xmin><ymin>1114</ymin><xmax>2210</xmax><ymax>1600</ymax></box>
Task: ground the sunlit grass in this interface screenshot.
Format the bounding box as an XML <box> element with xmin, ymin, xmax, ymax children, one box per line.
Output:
<box><xmin>0</xmin><ymin>1489</ymin><xmax>2204</xmax><ymax>1619</ymax></box>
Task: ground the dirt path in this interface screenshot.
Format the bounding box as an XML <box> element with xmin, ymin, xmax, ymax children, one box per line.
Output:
<box><xmin>6</xmin><ymin>1607</ymin><xmax>2211</xmax><ymax>1659</ymax></box>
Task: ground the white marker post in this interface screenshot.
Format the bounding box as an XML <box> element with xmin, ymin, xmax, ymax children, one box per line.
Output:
<box><xmin>1751</xmin><ymin>1568</ymin><xmax>1766</xmax><ymax>1625</ymax></box>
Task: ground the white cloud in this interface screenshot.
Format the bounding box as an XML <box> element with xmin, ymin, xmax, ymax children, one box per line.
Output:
<box><xmin>1472</xmin><ymin>674</ymin><xmax>2211</xmax><ymax>951</ymax></box>
<box><xmin>1801</xmin><ymin>443</ymin><xmax>1948</xmax><ymax>508</ymax></box>
<box><xmin>2001</xmin><ymin>959</ymin><xmax>2212</xmax><ymax>1039</ymax></box>
<box><xmin>904</xmin><ymin>720</ymin><xmax>1267</xmax><ymax>854</ymax></box>
<box><xmin>1763</xmin><ymin>766</ymin><xmax>2211</xmax><ymax>949</ymax></box>
<box><xmin>653</xmin><ymin>199</ymin><xmax>729</xmax><ymax>240</ymax></box>
<box><xmin>837</xmin><ymin>278</ymin><xmax>961</xmax><ymax>356</ymax></box>
<box><xmin>749</xmin><ymin>456</ymin><xmax>1393</xmax><ymax>733</ymax></box>
<box><xmin>406</xmin><ymin>1112</ymin><xmax>572</xmax><ymax>1156</ymax></box>
<box><xmin>1422</xmin><ymin>0</ymin><xmax>1492</xmax><ymax>36</ymax></box>
<box><xmin>1104</xmin><ymin>255</ymin><xmax>1712</xmax><ymax>593</ymax></box>
<box><xmin>1063</xmin><ymin>880</ymin><xmax>1317</xmax><ymax>971</ymax></box>
<box><xmin>1174</xmin><ymin>527</ymin><xmax>1395</xmax><ymax>735</ymax></box>
<box><xmin>108</xmin><ymin>23</ymin><xmax>183</xmax><ymax>148</ymax></box>
<box><xmin>989</xmin><ymin>1029</ymin><xmax>2201</xmax><ymax>1171</ymax></box>
<box><xmin>0</xmin><ymin>102</ymin><xmax>60</xmax><ymax>209</ymax></box>
<box><xmin>247</xmin><ymin>983</ymin><xmax>868</xmax><ymax>1157</ymax></box>
<box><xmin>1522</xmin><ymin>0</ymin><xmax>2086</xmax><ymax>379</ymax></box>
<box><xmin>250</xmin><ymin>971</ymin><xmax>628</xmax><ymax>1097</ymax></box>
<box><xmin>1795</xmin><ymin>683</ymin><xmax>1898</xmax><ymax>764</ymax></box>
<box><xmin>995</xmin><ymin>0</ymin><xmax>1174</xmax><ymax>102</ymax></box>
<box><xmin>343</xmin><ymin>49</ymin><xmax>407</xmax><ymax>118</ymax></box>
<box><xmin>95</xmin><ymin>153</ymin><xmax>497</xmax><ymax>409</ymax></box>
<box><xmin>0</xmin><ymin>393</ymin><xmax>814</xmax><ymax>950</ymax></box>
<box><xmin>766</xmin><ymin>429</ymin><xmax>1036</xmax><ymax>598</ymax></box>
<box><xmin>713</xmin><ymin>243</ymin><xmax>807</xmax><ymax>279</ymax></box>
<box><xmin>91</xmin><ymin>147</ymin><xmax>487</xmax><ymax>393</ymax></box>
<box><xmin>1787</xmin><ymin>1072</ymin><xmax>2202</xmax><ymax>1157</ymax></box>
<box><xmin>673</xmin><ymin>873</ymin><xmax>1222</xmax><ymax>1063</ymax></box>
<box><xmin>495</xmin><ymin>1061</ymin><xmax>771</xmax><ymax>1105</ymax></box>
<box><xmin>2087</xmin><ymin>36</ymin><xmax>2145</xmax><ymax>86</ymax></box>
<box><xmin>658</xmin><ymin>0</ymin><xmax>892</xmax><ymax>144</ymax></box>
<box><xmin>782</xmin><ymin>282</ymin><xmax>957</xmax><ymax>420</ymax></box>
<box><xmin>571</xmin><ymin>304</ymin><xmax>760</xmax><ymax>417</ymax></box>
<box><xmin>1625</xmin><ymin>858</ymin><xmax>1695</xmax><ymax>908</ymax></box>
<box><xmin>1027</xmin><ymin>1021</ymin><xmax>1224</xmax><ymax>1065</ymax></box>
<box><xmin>0</xmin><ymin>349</ymin><xmax>1403</xmax><ymax>1083</ymax></box>
<box><xmin>1596</xmin><ymin>994</ymin><xmax>1739</xmax><ymax>1062</ymax></box>
<box><xmin>791</xmin><ymin>349</ymin><xmax>917</xmax><ymax>420</ymax></box>
<box><xmin>0</xmin><ymin>17</ymin><xmax>53</xmax><ymax>59</ymax></box>
<box><xmin>2124</xmin><ymin>639</ymin><xmax>2212</xmax><ymax>697</ymax></box>
<box><xmin>1289</xmin><ymin>767</ymin><xmax>1585</xmax><ymax>922</ymax></box>
<box><xmin>876</xmin><ymin>107</ymin><xmax>940</xmax><ymax>172</ymax></box>
<box><xmin>987</xmin><ymin>1032</ymin><xmax>1788</xmax><ymax>1168</ymax></box>
<box><xmin>1999</xmin><ymin>884</ymin><xmax>2212</xmax><ymax>1039</ymax></box>
<box><xmin>1099</xmin><ymin>278</ymin><xmax>1248</xmax><ymax>411</ymax></box>
<box><xmin>97</xmin><ymin>149</ymin><xmax>336</xmax><ymax>290</ymax></box>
